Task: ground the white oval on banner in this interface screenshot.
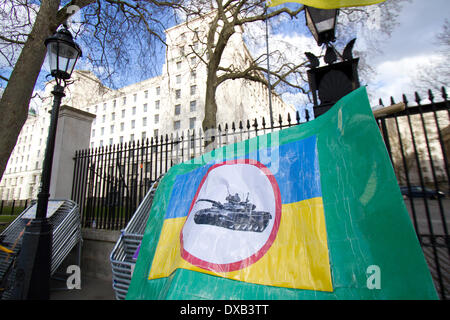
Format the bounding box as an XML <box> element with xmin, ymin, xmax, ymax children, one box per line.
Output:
<box><xmin>181</xmin><ymin>160</ymin><xmax>281</xmax><ymax>272</ymax></box>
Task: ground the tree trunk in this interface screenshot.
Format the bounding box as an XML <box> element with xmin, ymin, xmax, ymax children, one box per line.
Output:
<box><xmin>0</xmin><ymin>0</ymin><xmax>60</xmax><ymax>179</ymax></box>
<box><xmin>202</xmin><ymin>71</ymin><xmax>218</xmax><ymax>152</ymax></box>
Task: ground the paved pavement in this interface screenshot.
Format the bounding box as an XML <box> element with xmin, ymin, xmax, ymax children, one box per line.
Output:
<box><xmin>50</xmin><ymin>276</ymin><xmax>116</xmax><ymax>300</ymax></box>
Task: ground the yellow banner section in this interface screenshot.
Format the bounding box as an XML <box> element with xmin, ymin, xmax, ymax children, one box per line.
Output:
<box><xmin>149</xmin><ymin>197</ymin><xmax>333</xmax><ymax>292</ymax></box>
<box><xmin>267</xmin><ymin>0</ymin><xmax>385</xmax><ymax>9</ymax></box>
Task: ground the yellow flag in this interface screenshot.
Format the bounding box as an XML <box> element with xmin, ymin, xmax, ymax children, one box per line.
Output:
<box><xmin>267</xmin><ymin>0</ymin><xmax>385</xmax><ymax>8</ymax></box>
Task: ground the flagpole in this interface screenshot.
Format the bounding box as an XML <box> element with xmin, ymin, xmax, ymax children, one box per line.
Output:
<box><xmin>265</xmin><ymin>5</ymin><xmax>274</xmax><ymax>126</ymax></box>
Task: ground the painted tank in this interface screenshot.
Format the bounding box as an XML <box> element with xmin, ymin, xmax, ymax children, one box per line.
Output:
<box><xmin>193</xmin><ymin>193</ymin><xmax>272</xmax><ymax>232</ymax></box>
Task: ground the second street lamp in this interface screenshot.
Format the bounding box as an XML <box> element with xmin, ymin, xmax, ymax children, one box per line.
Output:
<box><xmin>303</xmin><ymin>6</ymin><xmax>360</xmax><ymax>118</ymax></box>
<box><xmin>305</xmin><ymin>6</ymin><xmax>338</xmax><ymax>46</ymax></box>
<box><xmin>11</xmin><ymin>25</ymin><xmax>81</xmax><ymax>300</ymax></box>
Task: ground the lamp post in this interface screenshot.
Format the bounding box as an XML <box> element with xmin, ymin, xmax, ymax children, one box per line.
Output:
<box><xmin>12</xmin><ymin>25</ymin><xmax>81</xmax><ymax>300</ymax></box>
<box><xmin>304</xmin><ymin>6</ymin><xmax>360</xmax><ymax>118</ymax></box>
<box><xmin>305</xmin><ymin>6</ymin><xmax>338</xmax><ymax>46</ymax></box>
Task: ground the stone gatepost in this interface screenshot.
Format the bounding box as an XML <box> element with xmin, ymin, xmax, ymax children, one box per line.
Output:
<box><xmin>49</xmin><ymin>105</ymin><xmax>95</xmax><ymax>199</ymax></box>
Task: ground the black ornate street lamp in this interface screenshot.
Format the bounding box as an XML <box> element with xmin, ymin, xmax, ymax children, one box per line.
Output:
<box><xmin>12</xmin><ymin>25</ymin><xmax>81</xmax><ymax>300</ymax></box>
<box><xmin>304</xmin><ymin>6</ymin><xmax>360</xmax><ymax>118</ymax></box>
<box><xmin>305</xmin><ymin>6</ymin><xmax>338</xmax><ymax>46</ymax></box>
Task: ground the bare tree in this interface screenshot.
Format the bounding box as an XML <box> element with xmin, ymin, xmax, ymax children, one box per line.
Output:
<box><xmin>413</xmin><ymin>19</ymin><xmax>449</xmax><ymax>94</ymax></box>
<box><xmin>0</xmin><ymin>0</ymin><xmax>176</xmax><ymax>180</ymax></box>
<box><xmin>174</xmin><ymin>0</ymin><xmax>307</xmax><ymax>135</ymax></box>
<box><xmin>0</xmin><ymin>0</ymin><xmax>409</xmax><ymax>180</ymax></box>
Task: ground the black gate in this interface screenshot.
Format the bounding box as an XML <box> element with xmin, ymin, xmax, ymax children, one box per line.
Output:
<box><xmin>376</xmin><ymin>87</ymin><xmax>449</xmax><ymax>300</ymax></box>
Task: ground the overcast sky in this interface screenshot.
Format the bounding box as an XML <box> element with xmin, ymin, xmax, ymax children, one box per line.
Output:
<box><xmin>368</xmin><ymin>0</ymin><xmax>448</xmax><ymax>104</ymax></box>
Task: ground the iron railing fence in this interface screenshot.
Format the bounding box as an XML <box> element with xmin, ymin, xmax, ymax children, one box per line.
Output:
<box><xmin>0</xmin><ymin>200</ymin><xmax>29</xmax><ymax>216</ymax></box>
<box><xmin>376</xmin><ymin>87</ymin><xmax>449</xmax><ymax>299</ymax></box>
<box><xmin>71</xmin><ymin>109</ymin><xmax>312</xmax><ymax>231</ymax></box>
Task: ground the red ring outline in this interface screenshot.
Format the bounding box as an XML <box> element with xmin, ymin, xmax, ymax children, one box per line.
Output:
<box><xmin>180</xmin><ymin>158</ymin><xmax>282</xmax><ymax>273</ymax></box>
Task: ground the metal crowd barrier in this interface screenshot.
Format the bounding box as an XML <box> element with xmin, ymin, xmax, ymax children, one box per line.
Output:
<box><xmin>110</xmin><ymin>176</ymin><xmax>162</xmax><ymax>300</ymax></box>
<box><xmin>0</xmin><ymin>199</ymin><xmax>82</xmax><ymax>299</ymax></box>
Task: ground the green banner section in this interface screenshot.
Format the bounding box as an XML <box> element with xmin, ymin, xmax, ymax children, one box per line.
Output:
<box><xmin>127</xmin><ymin>87</ymin><xmax>437</xmax><ymax>300</ymax></box>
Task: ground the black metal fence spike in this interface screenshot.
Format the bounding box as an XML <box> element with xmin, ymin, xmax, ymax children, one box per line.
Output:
<box><xmin>441</xmin><ymin>86</ymin><xmax>447</xmax><ymax>100</ymax></box>
<box><xmin>278</xmin><ymin>114</ymin><xmax>282</xmax><ymax>124</ymax></box>
<box><xmin>428</xmin><ymin>89</ymin><xmax>434</xmax><ymax>102</ymax></box>
<box><xmin>246</xmin><ymin>119</ymin><xmax>251</xmax><ymax>129</ymax></box>
<box><xmin>218</xmin><ymin>124</ymin><xmax>222</xmax><ymax>132</ymax></box>
<box><xmin>262</xmin><ymin>116</ymin><xmax>266</xmax><ymax>128</ymax></box>
<box><xmin>254</xmin><ymin>118</ymin><xmax>258</xmax><ymax>128</ymax></box>
<box><xmin>239</xmin><ymin>121</ymin><xmax>243</xmax><ymax>130</ymax></box>
<box><xmin>390</xmin><ymin>96</ymin><xmax>395</xmax><ymax>105</ymax></box>
<box><xmin>305</xmin><ymin>109</ymin><xmax>310</xmax><ymax>122</ymax></box>
<box><xmin>379</xmin><ymin>98</ymin><xmax>384</xmax><ymax>106</ymax></box>
<box><xmin>225</xmin><ymin>123</ymin><xmax>229</xmax><ymax>131</ymax></box>
<box><xmin>414</xmin><ymin>91</ymin><xmax>421</xmax><ymax>104</ymax></box>
<box><xmin>287</xmin><ymin>112</ymin><xmax>292</xmax><ymax>124</ymax></box>
<box><xmin>296</xmin><ymin>111</ymin><xmax>300</xmax><ymax>124</ymax></box>
<box><xmin>402</xmin><ymin>94</ymin><xmax>408</xmax><ymax>105</ymax></box>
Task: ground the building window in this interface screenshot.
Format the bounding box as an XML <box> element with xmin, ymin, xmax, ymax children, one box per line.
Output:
<box><xmin>100</xmin><ymin>140</ymin><xmax>103</xmax><ymax>147</ymax></box>
<box><xmin>110</xmin><ymin>125</ymin><xmax>114</xmax><ymax>134</ymax></box>
<box><xmin>103</xmin><ymin>103</ymin><xmax>107</xmax><ymax>111</ymax></box>
<box><xmin>155</xmin><ymin>100</ymin><xmax>160</xmax><ymax>109</ymax></box>
<box><xmin>101</xmin><ymin>127</ymin><xmax>104</xmax><ymax>135</ymax></box>
<box><xmin>176</xmin><ymin>74</ymin><xmax>181</xmax><ymax>84</ymax></box>
<box><xmin>179</xmin><ymin>46</ymin><xmax>184</xmax><ymax>57</ymax></box>
<box><xmin>190</xmin><ymin>85</ymin><xmax>197</xmax><ymax>95</ymax></box>
<box><xmin>109</xmin><ymin>138</ymin><xmax>113</xmax><ymax>145</ymax></box>
<box><xmin>144</xmin><ymin>90</ymin><xmax>148</xmax><ymax>99</ymax></box>
<box><xmin>154</xmin><ymin>114</ymin><xmax>159</xmax><ymax>124</ymax></box>
<box><xmin>113</xmin><ymin>100</ymin><xmax>116</xmax><ymax>108</ymax></box>
<box><xmin>174</xmin><ymin>120</ymin><xmax>181</xmax><ymax>130</ymax></box>
<box><xmin>175</xmin><ymin>104</ymin><xmax>181</xmax><ymax>115</ymax></box>
<box><xmin>111</xmin><ymin>112</ymin><xmax>115</xmax><ymax>120</ymax></box>
<box><xmin>190</xmin><ymin>56</ymin><xmax>196</xmax><ymax>64</ymax></box>
<box><xmin>134</xmin><ymin>93</ymin><xmax>137</xmax><ymax>102</ymax></box>
<box><xmin>131</xmin><ymin>120</ymin><xmax>135</xmax><ymax>129</ymax></box>
<box><xmin>132</xmin><ymin>106</ymin><xmax>136</xmax><ymax>115</ymax></box>
<box><xmin>120</xmin><ymin>122</ymin><xmax>124</xmax><ymax>131</ymax></box>
<box><xmin>189</xmin><ymin>117</ymin><xmax>196</xmax><ymax>129</ymax></box>
<box><xmin>130</xmin><ymin>134</ymin><xmax>134</xmax><ymax>141</ymax></box>
<box><xmin>92</xmin><ymin>129</ymin><xmax>95</xmax><ymax>137</ymax></box>
<box><xmin>175</xmin><ymin>89</ymin><xmax>181</xmax><ymax>99</ymax></box>
<box><xmin>190</xmin><ymin>100</ymin><xmax>196</xmax><ymax>112</ymax></box>
<box><xmin>143</xmin><ymin>117</ymin><xmax>147</xmax><ymax>126</ymax></box>
<box><xmin>123</xmin><ymin>96</ymin><xmax>126</xmax><ymax>105</ymax></box>
<box><xmin>102</xmin><ymin>115</ymin><xmax>106</xmax><ymax>123</ymax></box>
<box><xmin>191</xmin><ymin>69</ymin><xmax>196</xmax><ymax>79</ymax></box>
<box><xmin>122</xmin><ymin>109</ymin><xmax>125</xmax><ymax>118</ymax></box>
<box><xmin>120</xmin><ymin>136</ymin><xmax>124</xmax><ymax>143</ymax></box>
<box><xmin>142</xmin><ymin>132</ymin><xmax>146</xmax><ymax>140</ymax></box>
<box><xmin>176</xmin><ymin>61</ymin><xmax>181</xmax><ymax>70</ymax></box>
<box><xmin>143</xmin><ymin>103</ymin><xmax>148</xmax><ymax>112</ymax></box>
<box><xmin>154</xmin><ymin>129</ymin><xmax>158</xmax><ymax>137</ymax></box>
<box><xmin>156</xmin><ymin>86</ymin><xmax>160</xmax><ymax>95</ymax></box>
